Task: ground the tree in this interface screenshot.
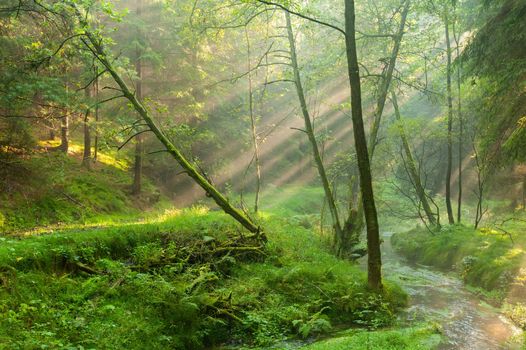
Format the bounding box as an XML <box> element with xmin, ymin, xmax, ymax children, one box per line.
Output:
<box><xmin>344</xmin><ymin>0</ymin><xmax>382</xmax><ymax>290</ymax></box>
<box><xmin>73</xmin><ymin>3</ymin><xmax>263</xmax><ymax>236</ymax></box>
<box><xmin>367</xmin><ymin>0</ymin><xmax>411</xmax><ymax>159</ymax></box>
<box><xmin>349</xmin><ymin>0</ymin><xmax>411</xmax><ymax>244</ymax></box>
<box><xmin>391</xmin><ymin>91</ymin><xmax>438</xmax><ymax>227</ymax></box>
<box><xmin>82</xmin><ymin>85</ymin><xmax>92</xmax><ymax>169</ymax></box>
<box><xmin>132</xmin><ymin>0</ymin><xmax>143</xmax><ymax>195</ymax></box>
<box><xmin>244</xmin><ymin>26</ymin><xmax>262</xmax><ymax>213</ymax></box>
<box><xmin>452</xmin><ymin>9</ymin><xmax>463</xmax><ymax>223</ymax></box>
<box><xmin>443</xmin><ymin>4</ymin><xmax>455</xmax><ymax>224</ymax></box>
<box><xmin>285</xmin><ymin>10</ymin><xmax>345</xmax><ymax>251</ymax></box>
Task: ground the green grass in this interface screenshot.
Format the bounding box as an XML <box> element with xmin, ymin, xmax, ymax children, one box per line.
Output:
<box><xmin>0</xmin><ymin>143</ymin><xmax>166</xmax><ymax>233</ymax></box>
<box><xmin>0</xmin><ymin>208</ymin><xmax>408</xmax><ymax>349</ymax></box>
<box><xmin>301</xmin><ymin>324</ymin><xmax>442</xmax><ymax>350</ymax></box>
<box><xmin>392</xmin><ymin>224</ymin><xmax>526</xmax><ymax>304</ymax></box>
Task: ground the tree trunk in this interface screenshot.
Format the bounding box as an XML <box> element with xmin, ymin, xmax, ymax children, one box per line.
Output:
<box><xmin>453</xmin><ymin>19</ymin><xmax>462</xmax><ymax>223</ymax></box>
<box><xmin>79</xmin><ymin>14</ymin><xmax>262</xmax><ymax>236</ymax></box>
<box><xmin>47</xmin><ymin>118</ymin><xmax>56</xmax><ymax>140</ymax></box>
<box><xmin>367</xmin><ymin>0</ymin><xmax>411</xmax><ymax>159</ymax></box>
<box><xmin>444</xmin><ymin>9</ymin><xmax>455</xmax><ymax>224</ymax></box>
<box><xmin>132</xmin><ymin>0</ymin><xmax>143</xmax><ymax>195</ymax></box>
<box><xmin>93</xmin><ymin>67</ymin><xmax>99</xmax><ymax>162</ymax></box>
<box><xmin>285</xmin><ymin>11</ymin><xmax>344</xmax><ymax>247</ymax></box>
<box><xmin>472</xmin><ymin>140</ymin><xmax>484</xmax><ymax>229</ymax></box>
<box><xmin>245</xmin><ymin>27</ymin><xmax>261</xmax><ymax>213</ymax></box>
<box><xmin>82</xmin><ymin>87</ymin><xmax>92</xmax><ymax>169</ymax></box>
<box><xmin>392</xmin><ymin>92</ymin><xmax>437</xmax><ymax>226</ymax></box>
<box><xmin>344</xmin><ymin>0</ymin><xmax>382</xmax><ymax>290</ymax></box>
<box><xmin>58</xmin><ymin>115</ymin><xmax>69</xmax><ymax>153</ymax></box>
<box><xmin>346</xmin><ymin>0</ymin><xmax>410</xmax><ymax>247</ymax></box>
<box><xmin>132</xmin><ymin>134</ymin><xmax>143</xmax><ymax>195</ymax></box>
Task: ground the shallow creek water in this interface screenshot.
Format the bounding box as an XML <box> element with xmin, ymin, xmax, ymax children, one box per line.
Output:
<box><xmin>381</xmin><ymin>231</ymin><xmax>523</xmax><ymax>349</ymax></box>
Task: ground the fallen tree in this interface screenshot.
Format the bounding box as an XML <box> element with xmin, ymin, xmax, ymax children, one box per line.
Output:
<box><xmin>71</xmin><ymin>4</ymin><xmax>263</xmax><ymax>239</ymax></box>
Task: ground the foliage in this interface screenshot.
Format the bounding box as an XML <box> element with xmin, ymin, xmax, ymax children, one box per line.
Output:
<box><xmin>462</xmin><ymin>0</ymin><xmax>526</xmax><ymax>164</ymax></box>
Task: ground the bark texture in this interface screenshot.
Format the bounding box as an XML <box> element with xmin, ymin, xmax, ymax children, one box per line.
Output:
<box><xmin>82</xmin><ymin>86</ymin><xmax>92</xmax><ymax>169</ymax></box>
<box><xmin>58</xmin><ymin>115</ymin><xmax>69</xmax><ymax>153</ymax></box>
<box><xmin>444</xmin><ymin>9</ymin><xmax>455</xmax><ymax>224</ymax></box>
<box><xmin>132</xmin><ymin>0</ymin><xmax>143</xmax><ymax>195</ymax></box>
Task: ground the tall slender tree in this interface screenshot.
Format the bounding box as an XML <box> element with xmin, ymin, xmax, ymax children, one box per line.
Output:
<box><xmin>82</xmin><ymin>85</ymin><xmax>92</xmax><ymax>169</ymax></box>
<box><xmin>132</xmin><ymin>0</ymin><xmax>143</xmax><ymax>195</ymax></box>
<box><xmin>453</xmin><ymin>13</ymin><xmax>463</xmax><ymax>223</ymax></box>
<box><xmin>444</xmin><ymin>6</ymin><xmax>455</xmax><ymax>224</ymax></box>
<box><xmin>344</xmin><ymin>0</ymin><xmax>382</xmax><ymax>290</ymax></box>
<box><xmin>367</xmin><ymin>0</ymin><xmax>411</xmax><ymax>159</ymax></box>
<box><xmin>392</xmin><ymin>91</ymin><xmax>437</xmax><ymax>226</ymax></box>
<box><xmin>349</xmin><ymin>0</ymin><xmax>411</xmax><ymax>245</ymax></box>
<box><xmin>285</xmin><ymin>11</ymin><xmax>345</xmax><ymax>252</ymax></box>
<box><xmin>244</xmin><ymin>26</ymin><xmax>261</xmax><ymax>213</ymax></box>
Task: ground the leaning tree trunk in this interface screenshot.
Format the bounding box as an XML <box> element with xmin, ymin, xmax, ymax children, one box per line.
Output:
<box><xmin>344</xmin><ymin>0</ymin><xmax>382</xmax><ymax>290</ymax></box>
<box><xmin>367</xmin><ymin>0</ymin><xmax>410</xmax><ymax>159</ymax></box>
<box><xmin>77</xmin><ymin>11</ymin><xmax>262</xmax><ymax>236</ymax></box>
<box><xmin>444</xmin><ymin>9</ymin><xmax>455</xmax><ymax>224</ymax></box>
<box><xmin>392</xmin><ymin>92</ymin><xmax>437</xmax><ymax>226</ymax></box>
<box><xmin>285</xmin><ymin>11</ymin><xmax>344</xmax><ymax>248</ymax></box>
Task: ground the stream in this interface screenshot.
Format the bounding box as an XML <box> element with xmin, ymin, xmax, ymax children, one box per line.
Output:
<box><xmin>381</xmin><ymin>232</ymin><xmax>523</xmax><ymax>349</ymax></box>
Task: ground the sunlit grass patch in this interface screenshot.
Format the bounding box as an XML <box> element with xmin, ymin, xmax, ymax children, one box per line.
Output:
<box><xmin>301</xmin><ymin>324</ymin><xmax>442</xmax><ymax>350</ymax></box>
<box><xmin>0</xmin><ymin>142</ymin><xmax>164</xmax><ymax>233</ymax></box>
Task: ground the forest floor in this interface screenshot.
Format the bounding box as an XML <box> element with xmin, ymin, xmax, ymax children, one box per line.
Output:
<box><xmin>2</xmin><ymin>146</ymin><xmax>524</xmax><ymax>349</ymax></box>
<box><xmin>0</xmin><ymin>206</ymin><xmax>423</xmax><ymax>349</ymax></box>
<box><xmin>0</xmin><ymin>140</ymin><xmax>168</xmax><ymax>234</ymax></box>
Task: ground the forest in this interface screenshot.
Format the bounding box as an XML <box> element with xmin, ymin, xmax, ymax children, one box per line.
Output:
<box><xmin>0</xmin><ymin>0</ymin><xmax>525</xmax><ymax>348</ymax></box>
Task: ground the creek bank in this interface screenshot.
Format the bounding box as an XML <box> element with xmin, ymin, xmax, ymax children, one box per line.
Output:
<box><xmin>391</xmin><ymin>227</ymin><xmax>525</xmax><ymax>348</ymax></box>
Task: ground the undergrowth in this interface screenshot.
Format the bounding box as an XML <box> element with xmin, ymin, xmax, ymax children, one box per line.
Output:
<box><xmin>0</xmin><ymin>208</ymin><xmax>407</xmax><ymax>349</ymax></box>
<box><xmin>301</xmin><ymin>323</ymin><xmax>442</xmax><ymax>350</ymax></box>
<box><xmin>0</xmin><ymin>143</ymin><xmax>164</xmax><ymax>233</ymax></box>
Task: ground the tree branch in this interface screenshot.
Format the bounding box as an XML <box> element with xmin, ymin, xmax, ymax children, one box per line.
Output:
<box><xmin>256</xmin><ymin>0</ymin><xmax>346</xmax><ymax>37</ymax></box>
